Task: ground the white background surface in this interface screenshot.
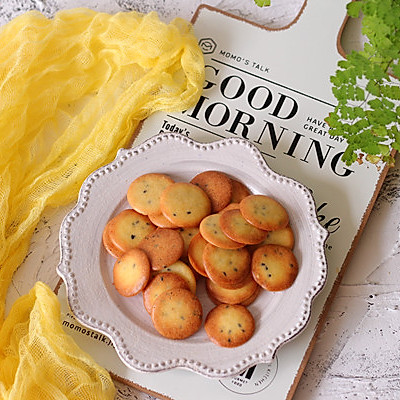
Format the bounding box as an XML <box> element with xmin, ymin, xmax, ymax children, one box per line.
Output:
<box><xmin>2</xmin><ymin>1</ymin><xmax>400</xmax><ymax>399</ymax></box>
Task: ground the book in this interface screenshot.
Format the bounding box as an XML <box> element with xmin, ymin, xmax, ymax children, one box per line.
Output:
<box><xmin>58</xmin><ymin>2</ymin><xmax>390</xmax><ymax>399</ymax></box>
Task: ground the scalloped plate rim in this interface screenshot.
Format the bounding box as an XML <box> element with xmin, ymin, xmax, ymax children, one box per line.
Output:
<box><xmin>57</xmin><ymin>132</ymin><xmax>329</xmax><ymax>378</ymax></box>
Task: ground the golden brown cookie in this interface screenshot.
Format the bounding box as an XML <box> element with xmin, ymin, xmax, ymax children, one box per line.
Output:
<box><xmin>206</xmin><ymin>285</ymin><xmax>260</xmax><ymax>307</ymax></box>
<box><xmin>190</xmin><ymin>170</ymin><xmax>233</xmax><ymax>213</ymax></box>
<box><xmin>205</xmin><ymin>304</ymin><xmax>255</xmax><ymax>347</ymax></box>
<box><xmin>102</xmin><ymin>225</ymin><xmax>124</xmax><ymax>259</ymax></box>
<box><xmin>160</xmin><ymin>182</ymin><xmax>211</xmax><ymax>227</ymax></box>
<box><xmin>240</xmin><ymin>285</ymin><xmax>261</xmax><ymax>306</ymax></box>
<box><xmin>219</xmin><ymin>208</ymin><xmax>268</xmax><ymax>245</ymax></box>
<box><xmin>151</xmin><ymin>288</ymin><xmax>203</xmax><ymax>340</ymax></box>
<box><xmin>230</xmin><ymin>179</ymin><xmax>251</xmax><ymax>203</ymax></box>
<box><xmin>187</xmin><ymin>233</ymin><xmax>209</xmax><ymax>277</ymax></box>
<box><xmin>199</xmin><ymin>213</ymin><xmax>244</xmax><ymax>249</ymax></box>
<box><xmin>156</xmin><ymin>260</ymin><xmax>197</xmax><ymax>294</ymax></box>
<box><xmin>203</xmin><ymin>243</ymin><xmax>251</xmax><ymax>289</ymax></box>
<box><xmin>113</xmin><ymin>249</ymin><xmax>151</xmax><ymax>297</ymax></box>
<box><xmin>142</xmin><ymin>272</ymin><xmax>189</xmax><ymax>314</ymax></box>
<box><xmin>249</xmin><ymin>226</ymin><xmax>295</xmax><ymax>252</ymax></box>
<box><xmin>219</xmin><ymin>203</ymin><xmax>241</xmax><ymax>213</ymax></box>
<box><xmin>240</xmin><ymin>194</ymin><xmax>289</xmax><ymax>231</ymax></box>
<box><xmin>206</xmin><ymin>273</ymin><xmax>259</xmax><ymax>306</ymax></box>
<box><xmin>104</xmin><ymin>209</ymin><xmax>156</xmax><ymax>256</ymax></box>
<box><xmin>127</xmin><ymin>173</ymin><xmax>174</xmax><ymax>216</ymax></box>
<box><xmin>148</xmin><ymin>212</ymin><xmax>178</xmax><ymax>228</ymax></box>
<box><xmin>138</xmin><ymin>228</ymin><xmax>184</xmax><ymax>270</ymax></box>
<box><xmin>251</xmin><ymin>244</ymin><xmax>299</xmax><ymax>291</ymax></box>
<box><xmin>177</xmin><ymin>226</ymin><xmax>199</xmax><ymax>261</ymax></box>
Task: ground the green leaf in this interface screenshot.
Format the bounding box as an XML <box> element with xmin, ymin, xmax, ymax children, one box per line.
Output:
<box><xmin>392</xmin><ymin>142</ymin><xmax>400</xmax><ymax>151</ymax></box>
<box><xmin>368</xmin><ymin>98</ymin><xmax>382</xmax><ymax>109</ymax></box>
<box><xmin>347</xmin><ymin>1</ymin><xmax>363</xmax><ymax>18</ymax></box>
<box><xmin>392</xmin><ymin>64</ymin><xmax>400</xmax><ymax>79</ymax></box>
<box><xmin>254</xmin><ymin>0</ymin><xmax>271</xmax><ymax>6</ymax></box>
<box><xmin>328</xmin><ymin>0</ymin><xmax>400</xmax><ymax>167</ymax></box>
<box><xmin>366</xmin><ymin>80</ymin><xmax>381</xmax><ymax>96</ymax></box>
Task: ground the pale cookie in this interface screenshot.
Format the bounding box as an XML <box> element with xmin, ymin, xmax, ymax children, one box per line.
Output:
<box><xmin>190</xmin><ymin>170</ymin><xmax>232</xmax><ymax>212</ymax></box>
<box><xmin>249</xmin><ymin>226</ymin><xmax>295</xmax><ymax>252</ymax></box>
<box><xmin>203</xmin><ymin>243</ymin><xmax>251</xmax><ymax>289</ymax></box>
<box><xmin>104</xmin><ymin>209</ymin><xmax>156</xmax><ymax>256</ymax></box>
<box><xmin>113</xmin><ymin>249</ymin><xmax>151</xmax><ymax>297</ymax></box>
<box><xmin>252</xmin><ymin>244</ymin><xmax>299</xmax><ymax>291</ymax></box>
<box><xmin>138</xmin><ymin>228</ymin><xmax>184</xmax><ymax>270</ymax></box>
<box><xmin>177</xmin><ymin>226</ymin><xmax>199</xmax><ymax>261</ymax></box>
<box><xmin>219</xmin><ymin>208</ymin><xmax>268</xmax><ymax>245</ymax></box>
<box><xmin>143</xmin><ymin>272</ymin><xmax>189</xmax><ymax>314</ymax></box>
<box><xmin>151</xmin><ymin>288</ymin><xmax>203</xmax><ymax>340</ymax></box>
<box><xmin>157</xmin><ymin>260</ymin><xmax>197</xmax><ymax>294</ymax></box>
<box><xmin>160</xmin><ymin>182</ymin><xmax>211</xmax><ymax>227</ymax></box>
<box><xmin>230</xmin><ymin>179</ymin><xmax>251</xmax><ymax>203</ymax></box>
<box><xmin>199</xmin><ymin>214</ymin><xmax>244</xmax><ymax>249</ymax></box>
<box><xmin>206</xmin><ymin>273</ymin><xmax>259</xmax><ymax>306</ymax></box>
<box><xmin>240</xmin><ymin>194</ymin><xmax>289</xmax><ymax>231</ymax></box>
<box><xmin>187</xmin><ymin>233</ymin><xmax>209</xmax><ymax>277</ymax></box>
<box><xmin>127</xmin><ymin>173</ymin><xmax>174</xmax><ymax>216</ymax></box>
<box><xmin>205</xmin><ymin>304</ymin><xmax>255</xmax><ymax>348</ymax></box>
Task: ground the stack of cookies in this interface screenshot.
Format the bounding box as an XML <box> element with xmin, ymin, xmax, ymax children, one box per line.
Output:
<box><xmin>102</xmin><ymin>170</ymin><xmax>298</xmax><ymax>348</ymax></box>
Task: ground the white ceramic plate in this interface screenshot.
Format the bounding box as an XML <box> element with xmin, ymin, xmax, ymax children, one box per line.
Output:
<box><xmin>57</xmin><ymin>132</ymin><xmax>328</xmax><ymax>378</ymax></box>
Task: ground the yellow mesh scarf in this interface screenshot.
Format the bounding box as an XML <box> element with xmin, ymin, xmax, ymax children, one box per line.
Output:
<box><xmin>0</xmin><ymin>8</ymin><xmax>204</xmax><ymax>399</ymax></box>
<box><xmin>0</xmin><ymin>282</ymin><xmax>116</xmax><ymax>399</ymax></box>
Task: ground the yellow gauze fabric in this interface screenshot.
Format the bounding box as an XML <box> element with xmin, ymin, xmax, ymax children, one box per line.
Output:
<box><xmin>0</xmin><ymin>8</ymin><xmax>204</xmax><ymax>400</ymax></box>
<box><xmin>0</xmin><ymin>282</ymin><xmax>116</xmax><ymax>399</ymax></box>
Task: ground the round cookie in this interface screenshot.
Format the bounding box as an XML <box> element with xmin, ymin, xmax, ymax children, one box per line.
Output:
<box><xmin>143</xmin><ymin>272</ymin><xmax>189</xmax><ymax>314</ymax></box>
<box><xmin>113</xmin><ymin>248</ymin><xmax>151</xmax><ymax>297</ymax></box>
<box><xmin>102</xmin><ymin>225</ymin><xmax>124</xmax><ymax>258</ymax></box>
<box><xmin>177</xmin><ymin>226</ymin><xmax>199</xmax><ymax>261</ymax></box>
<box><xmin>187</xmin><ymin>233</ymin><xmax>209</xmax><ymax>277</ymax></box>
<box><xmin>207</xmin><ymin>284</ymin><xmax>260</xmax><ymax>307</ymax></box>
<box><xmin>252</xmin><ymin>244</ymin><xmax>299</xmax><ymax>291</ymax></box>
<box><xmin>138</xmin><ymin>228</ymin><xmax>184</xmax><ymax>270</ymax></box>
<box><xmin>200</xmin><ymin>213</ymin><xmax>244</xmax><ymax>249</ymax></box>
<box><xmin>190</xmin><ymin>170</ymin><xmax>232</xmax><ymax>213</ymax></box>
<box><xmin>104</xmin><ymin>209</ymin><xmax>156</xmax><ymax>255</ymax></box>
<box><xmin>240</xmin><ymin>285</ymin><xmax>261</xmax><ymax>306</ymax></box>
<box><xmin>160</xmin><ymin>182</ymin><xmax>211</xmax><ymax>227</ymax></box>
<box><xmin>206</xmin><ymin>273</ymin><xmax>259</xmax><ymax>306</ymax></box>
<box><xmin>240</xmin><ymin>194</ymin><xmax>289</xmax><ymax>231</ymax></box>
<box><xmin>127</xmin><ymin>173</ymin><xmax>174</xmax><ymax>216</ymax></box>
<box><xmin>249</xmin><ymin>226</ymin><xmax>295</xmax><ymax>252</ymax></box>
<box><xmin>203</xmin><ymin>243</ymin><xmax>251</xmax><ymax>289</ymax></box>
<box><xmin>151</xmin><ymin>288</ymin><xmax>203</xmax><ymax>340</ymax></box>
<box><xmin>230</xmin><ymin>179</ymin><xmax>251</xmax><ymax>203</ymax></box>
<box><xmin>157</xmin><ymin>260</ymin><xmax>197</xmax><ymax>294</ymax></box>
<box><xmin>205</xmin><ymin>304</ymin><xmax>255</xmax><ymax>348</ymax></box>
<box><xmin>219</xmin><ymin>208</ymin><xmax>268</xmax><ymax>245</ymax></box>
<box><xmin>219</xmin><ymin>203</ymin><xmax>240</xmax><ymax>213</ymax></box>
<box><xmin>148</xmin><ymin>212</ymin><xmax>178</xmax><ymax>228</ymax></box>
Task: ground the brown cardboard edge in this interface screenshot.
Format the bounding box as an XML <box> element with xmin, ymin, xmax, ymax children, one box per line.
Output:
<box><xmin>111</xmin><ymin>373</ymin><xmax>174</xmax><ymax>400</ymax></box>
<box><xmin>55</xmin><ymin>3</ymin><xmax>392</xmax><ymax>400</ymax></box>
